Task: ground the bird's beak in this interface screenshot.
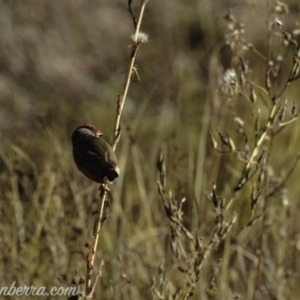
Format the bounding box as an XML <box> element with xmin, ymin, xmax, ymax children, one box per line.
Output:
<box><xmin>96</xmin><ymin>132</ymin><xmax>104</xmax><ymax>138</ymax></box>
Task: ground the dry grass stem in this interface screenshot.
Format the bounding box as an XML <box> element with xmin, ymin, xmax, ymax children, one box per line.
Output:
<box><xmin>84</xmin><ymin>1</ymin><xmax>149</xmax><ymax>299</ymax></box>
<box><xmin>84</xmin><ymin>187</ymin><xmax>107</xmax><ymax>298</ymax></box>
<box><xmin>112</xmin><ymin>0</ymin><xmax>149</xmax><ymax>151</ymax></box>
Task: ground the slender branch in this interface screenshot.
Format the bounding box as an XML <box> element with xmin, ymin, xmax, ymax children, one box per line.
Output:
<box><xmin>85</xmin><ymin>187</ymin><xmax>107</xmax><ymax>298</ymax></box>
<box><xmin>112</xmin><ymin>0</ymin><xmax>148</xmax><ymax>151</ymax></box>
<box><xmin>84</xmin><ymin>1</ymin><xmax>149</xmax><ymax>299</ymax></box>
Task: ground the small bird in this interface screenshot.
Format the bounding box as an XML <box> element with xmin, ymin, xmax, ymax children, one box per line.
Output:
<box><xmin>71</xmin><ymin>124</ymin><xmax>120</xmax><ymax>184</ymax></box>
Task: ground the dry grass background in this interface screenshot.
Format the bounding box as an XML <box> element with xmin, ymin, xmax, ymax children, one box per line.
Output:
<box><xmin>0</xmin><ymin>0</ymin><xmax>300</xmax><ymax>299</ymax></box>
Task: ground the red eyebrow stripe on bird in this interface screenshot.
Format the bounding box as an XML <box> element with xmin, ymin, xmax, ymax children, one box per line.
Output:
<box><xmin>85</xmin><ymin>124</ymin><xmax>104</xmax><ymax>136</ymax></box>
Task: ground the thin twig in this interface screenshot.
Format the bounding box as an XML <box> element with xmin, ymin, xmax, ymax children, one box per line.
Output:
<box><xmin>85</xmin><ymin>187</ymin><xmax>107</xmax><ymax>297</ymax></box>
<box><xmin>86</xmin><ymin>260</ymin><xmax>105</xmax><ymax>299</ymax></box>
<box><xmin>112</xmin><ymin>0</ymin><xmax>149</xmax><ymax>150</ymax></box>
<box><xmin>128</xmin><ymin>0</ymin><xmax>137</xmax><ymax>29</ymax></box>
<box><xmin>84</xmin><ymin>1</ymin><xmax>149</xmax><ymax>298</ymax></box>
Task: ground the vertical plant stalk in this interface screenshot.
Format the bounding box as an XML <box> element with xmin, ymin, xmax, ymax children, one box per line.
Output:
<box><xmin>112</xmin><ymin>0</ymin><xmax>149</xmax><ymax>151</ymax></box>
<box><xmin>85</xmin><ymin>1</ymin><xmax>149</xmax><ymax>298</ymax></box>
<box><xmin>85</xmin><ymin>187</ymin><xmax>107</xmax><ymax>299</ymax></box>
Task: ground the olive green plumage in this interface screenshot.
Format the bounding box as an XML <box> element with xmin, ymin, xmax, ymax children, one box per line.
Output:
<box><xmin>71</xmin><ymin>124</ymin><xmax>119</xmax><ymax>183</ymax></box>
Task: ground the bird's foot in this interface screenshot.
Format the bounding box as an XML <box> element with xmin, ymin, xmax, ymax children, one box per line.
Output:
<box><xmin>99</xmin><ymin>184</ymin><xmax>110</xmax><ymax>192</ymax></box>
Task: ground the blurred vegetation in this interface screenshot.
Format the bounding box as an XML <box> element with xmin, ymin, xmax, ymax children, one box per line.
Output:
<box><xmin>0</xmin><ymin>0</ymin><xmax>300</xmax><ymax>299</ymax></box>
